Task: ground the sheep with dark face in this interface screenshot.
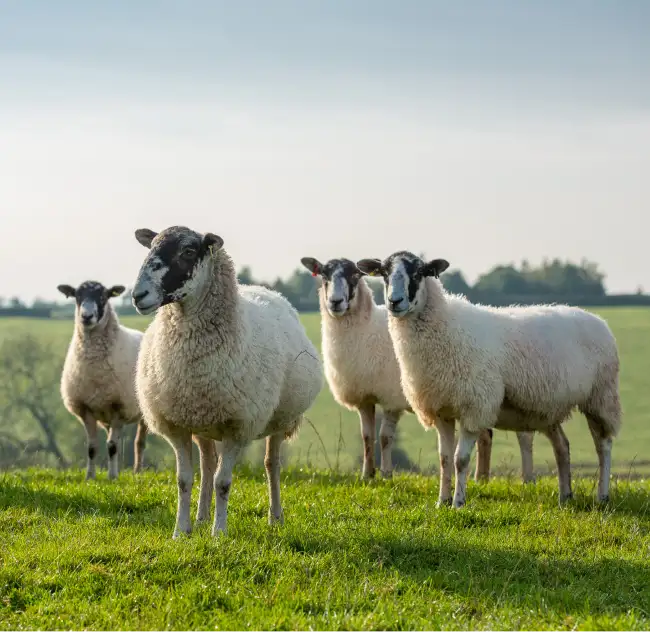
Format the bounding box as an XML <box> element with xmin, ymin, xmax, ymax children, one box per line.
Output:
<box><xmin>300</xmin><ymin>256</ymin><xmax>534</xmax><ymax>482</ymax></box>
<box><xmin>132</xmin><ymin>226</ymin><xmax>323</xmax><ymax>538</ymax></box>
<box><xmin>357</xmin><ymin>252</ymin><xmax>620</xmax><ymax>508</ymax></box>
<box><xmin>58</xmin><ymin>281</ymin><xmax>147</xmax><ymax>479</ymax></box>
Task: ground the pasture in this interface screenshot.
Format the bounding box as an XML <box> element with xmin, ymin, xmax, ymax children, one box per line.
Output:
<box><xmin>1</xmin><ymin>307</ymin><xmax>650</xmax><ymax>629</ymax></box>
<box><xmin>1</xmin><ymin>306</ymin><xmax>650</xmax><ymax>476</ymax></box>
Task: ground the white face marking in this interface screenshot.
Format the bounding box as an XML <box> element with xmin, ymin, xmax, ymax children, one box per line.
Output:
<box><xmin>79</xmin><ymin>298</ymin><xmax>99</xmax><ymax>327</ymax></box>
<box><xmin>387</xmin><ymin>260</ymin><xmax>409</xmax><ymax>314</ymax></box>
<box><xmin>326</xmin><ymin>268</ymin><xmax>350</xmax><ymax>317</ymax></box>
<box><xmin>132</xmin><ymin>255</ymin><xmax>169</xmax><ymax>314</ymax></box>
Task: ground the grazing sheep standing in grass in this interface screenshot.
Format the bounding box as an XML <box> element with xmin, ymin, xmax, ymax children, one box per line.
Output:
<box><xmin>132</xmin><ymin>226</ymin><xmax>323</xmax><ymax>538</ymax></box>
<box><xmin>58</xmin><ymin>281</ymin><xmax>147</xmax><ymax>479</ymax></box>
<box><xmin>357</xmin><ymin>252</ymin><xmax>621</xmax><ymax>508</ymax></box>
<box><xmin>301</xmin><ymin>256</ymin><xmax>535</xmax><ymax>482</ymax></box>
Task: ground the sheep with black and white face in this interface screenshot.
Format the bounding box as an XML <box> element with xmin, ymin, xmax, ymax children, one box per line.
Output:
<box><xmin>132</xmin><ymin>226</ymin><xmax>323</xmax><ymax>539</ymax></box>
<box><xmin>357</xmin><ymin>251</ymin><xmax>620</xmax><ymax>508</ymax></box>
<box><xmin>58</xmin><ymin>280</ymin><xmax>148</xmax><ymax>480</ymax></box>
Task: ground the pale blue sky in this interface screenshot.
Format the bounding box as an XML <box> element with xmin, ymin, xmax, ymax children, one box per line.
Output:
<box><xmin>1</xmin><ymin>1</ymin><xmax>649</xmax><ymax>300</ymax></box>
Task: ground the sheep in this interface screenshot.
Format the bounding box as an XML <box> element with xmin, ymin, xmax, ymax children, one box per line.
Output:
<box><xmin>356</xmin><ymin>252</ymin><xmax>621</xmax><ymax>508</ymax></box>
<box><xmin>131</xmin><ymin>225</ymin><xmax>323</xmax><ymax>538</ymax></box>
<box><xmin>301</xmin><ymin>256</ymin><xmax>536</xmax><ymax>483</ymax></box>
<box><xmin>58</xmin><ymin>281</ymin><xmax>148</xmax><ymax>479</ymax></box>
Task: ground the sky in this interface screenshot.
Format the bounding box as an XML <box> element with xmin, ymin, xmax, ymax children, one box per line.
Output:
<box><xmin>1</xmin><ymin>0</ymin><xmax>649</xmax><ymax>301</ymax></box>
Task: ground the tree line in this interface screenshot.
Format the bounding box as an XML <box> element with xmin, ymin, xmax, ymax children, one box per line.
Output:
<box><xmin>1</xmin><ymin>257</ymin><xmax>649</xmax><ymax>319</ymax></box>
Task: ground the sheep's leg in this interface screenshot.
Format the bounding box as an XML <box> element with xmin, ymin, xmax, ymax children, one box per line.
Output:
<box><xmin>133</xmin><ymin>420</ymin><xmax>148</xmax><ymax>474</ymax></box>
<box><xmin>194</xmin><ymin>435</ymin><xmax>218</xmax><ymax>523</ymax></box>
<box><xmin>106</xmin><ymin>421</ymin><xmax>122</xmax><ymax>480</ymax></box>
<box><xmin>358</xmin><ymin>403</ymin><xmax>376</xmax><ymax>480</ymax></box>
<box><xmin>167</xmin><ymin>431</ymin><xmax>194</xmax><ymax>538</ymax></box>
<box><xmin>433</xmin><ymin>417</ymin><xmax>455</xmax><ymax>506</ymax></box>
<box><xmin>544</xmin><ymin>424</ymin><xmax>572</xmax><ymax>504</ymax></box>
<box><xmin>212</xmin><ymin>438</ymin><xmax>244</xmax><ymax>536</ymax></box>
<box><xmin>265</xmin><ymin>433</ymin><xmax>284</xmax><ymax>525</ymax></box>
<box><xmin>82</xmin><ymin>412</ymin><xmax>98</xmax><ymax>480</ymax></box>
<box><xmin>474</xmin><ymin>428</ymin><xmax>493</xmax><ymax>482</ymax></box>
<box><xmin>516</xmin><ymin>431</ymin><xmax>535</xmax><ymax>483</ymax></box>
<box><xmin>453</xmin><ymin>426</ymin><xmax>480</xmax><ymax>508</ymax></box>
<box><xmin>379</xmin><ymin>410</ymin><xmax>400</xmax><ymax>479</ymax></box>
<box><xmin>586</xmin><ymin>415</ymin><xmax>613</xmax><ymax>503</ymax></box>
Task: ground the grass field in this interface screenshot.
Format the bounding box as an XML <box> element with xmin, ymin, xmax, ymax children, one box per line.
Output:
<box><xmin>1</xmin><ymin>309</ymin><xmax>650</xmax><ymax>629</ymax></box>
<box><xmin>2</xmin><ymin>469</ymin><xmax>650</xmax><ymax>629</ymax></box>
<box><xmin>1</xmin><ymin>306</ymin><xmax>650</xmax><ymax>476</ymax></box>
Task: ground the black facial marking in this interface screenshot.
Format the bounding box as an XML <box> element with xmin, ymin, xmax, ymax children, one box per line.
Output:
<box><xmin>382</xmin><ymin>251</ymin><xmax>424</xmax><ymax>302</ymax></box>
<box><xmin>74</xmin><ymin>281</ymin><xmax>113</xmax><ymax>323</ymax></box>
<box><xmin>319</xmin><ymin>258</ymin><xmax>362</xmax><ymax>302</ymax></box>
<box><xmin>145</xmin><ymin>226</ymin><xmax>218</xmax><ymax>307</ymax></box>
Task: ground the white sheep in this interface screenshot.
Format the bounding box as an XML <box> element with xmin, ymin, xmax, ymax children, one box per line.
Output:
<box><xmin>301</xmin><ymin>256</ymin><xmax>536</xmax><ymax>483</ymax></box>
<box><xmin>357</xmin><ymin>252</ymin><xmax>621</xmax><ymax>508</ymax></box>
<box><xmin>131</xmin><ymin>226</ymin><xmax>323</xmax><ymax>538</ymax></box>
<box><xmin>58</xmin><ymin>281</ymin><xmax>148</xmax><ymax>479</ymax></box>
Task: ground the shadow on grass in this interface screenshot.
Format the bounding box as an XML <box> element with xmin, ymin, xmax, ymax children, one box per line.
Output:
<box><xmin>283</xmin><ymin>530</ymin><xmax>650</xmax><ymax>620</ymax></box>
<box><xmin>0</xmin><ymin>475</ymin><xmax>173</xmax><ymax>525</ymax></box>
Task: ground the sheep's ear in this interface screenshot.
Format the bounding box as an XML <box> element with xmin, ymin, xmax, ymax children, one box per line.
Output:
<box><xmin>135</xmin><ymin>228</ymin><xmax>157</xmax><ymax>249</ymax></box>
<box><xmin>203</xmin><ymin>233</ymin><xmax>224</xmax><ymax>252</ymax></box>
<box><xmin>421</xmin><ymin>258</ymin><xmax>450</xmax><ymax>278</ymax></box>
<box><xmin>300</xmin><ymin>257</ymin><xmax>323</xmax><ymax>276</ymax></box>
<box><xmin>356</xmin><ymin>259</ymin><xmax>383</xmax><ymax>277</ymax></box>
<box><xmin>57</xmin><ymin>284</ymin><xmax>76</xmax><ymax>298</ymax></box>
<box><xmin>108</xmin><ymin>285</ymin><xmax>126</xmax><ymax>298</ymax></box>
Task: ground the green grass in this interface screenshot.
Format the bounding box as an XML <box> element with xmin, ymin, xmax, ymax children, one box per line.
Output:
<box><xmin>2</xmin><ymin>309</ymin><xmax>650</xmax><ymax>629</ymax></box>
<box><xmin>1</xmin><ymin>468</ymin><xmax>650</xmax><ymax>630</ymax></box>
<box><xmin>2</xmin><ymin>306</ymin><xmax>650</xmax><ymax>476</ymax></box>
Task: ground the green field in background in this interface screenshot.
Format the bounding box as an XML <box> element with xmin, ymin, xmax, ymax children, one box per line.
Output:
<box><xmin>1</xmin><ymin>306</ymin><xmax>649</xmax><ymax>476</ymax></box>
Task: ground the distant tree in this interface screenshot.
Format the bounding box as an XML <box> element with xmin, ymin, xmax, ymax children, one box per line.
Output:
<box><xmin>0</xmin><ymin>335</ymin><xmax>69</xmax><ymax>467</ymax></box>
<box><xmin>237</xmin><ymin>266</ymin><xmax>255</xmax><ymax>286</ymax></box>
<box><xmin>441</xmin><ymin>270</ymin><xmax>471</xmax><ymax>295</ymax></box>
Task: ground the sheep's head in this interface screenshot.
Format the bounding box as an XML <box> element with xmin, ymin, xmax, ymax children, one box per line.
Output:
<box><xmin>356</xmin><ymin>252</ymin><xmax>449</xmax><ymax>318</ymax></box>
<box><xmin>57</xmin><ymin>281</ymin><xmax>125</xmax><ymax>329</ymax></box>
<box><xmin>301</xmin><ymin>257</ymin><xmax>362</xmax><ymax>318</ymax></box>
<box><xmin>132</xmin><ymin>226</ymin><xmax>224</xmax><ymax>315</ymax></box>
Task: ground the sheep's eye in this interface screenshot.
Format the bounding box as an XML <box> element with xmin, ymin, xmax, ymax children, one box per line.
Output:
<box><xmin>181</xmin><ymin>248</ymin><xmax>197</xmax><ymax>260</ymax></box>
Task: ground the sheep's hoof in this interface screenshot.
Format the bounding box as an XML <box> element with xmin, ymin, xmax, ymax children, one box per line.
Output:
<box><xmin>558</xmin><ymin>492</ymin><xmax>573</xmax><ymax>506</ymax></box>
<box><xmin>523</xmin><ymin>476</ymin><xmax>537</xmax><ymax>485</ymax></box>
<box><xmin>211</xmin><ymin>526</ymin><xmax>227</xmax><ymax>537</ymax></box>
<box><xmin>597</xmin><ymin>494</ymin><xmax>610</xmax><ymax>504</ymax></box>
<box><xmin>452</xmin><ymin>499</ymin><xmax>466</xmax><ymax>509</ymax></box>
<box><xmin>362</xmin><ymin>469</ymin><xmax>376</xmax><ymax>481</ymax></box>
<box><xmin>380</xmin><ymin>470</ymin><xmax>393</xmax><ymax>480</ymax></box>
<box><xmin>436</xmin><ymin>497</ymin><xmax>452</xmax><ymax>508</ymax></box>
<box><xmin>172</xmin><ymin>527</ymin><xmax>192</xmax><ymax>539</ymax></box>
<box><xmin>268</xmin><ymin>510</ymin><xmax>284</xmax><ymax>526</ymax></box>
<box><xmin>85</xmin><ymin>471</ymin><xmax>96</xmax><ymax>481</ymax></box>
<box><xmin>195</xmin><ymin>512</ymin><xmax>210</xmax><ymax>524</ymax></box>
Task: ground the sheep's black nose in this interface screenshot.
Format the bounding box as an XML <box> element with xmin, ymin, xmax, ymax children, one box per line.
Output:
<box><xmin>331</xmin><ymin>298</ymin><xmax>344</xmax><ymax>307</ymax></box>
<box><xmin>389</xmin><ymin>297</ymin><xmax>404</xmax><ymax>308</ymax></box>
<box><xmin>132</xmin><ymin>289</ymin><xmax>149</xmax><ymax>302</ymax></box>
